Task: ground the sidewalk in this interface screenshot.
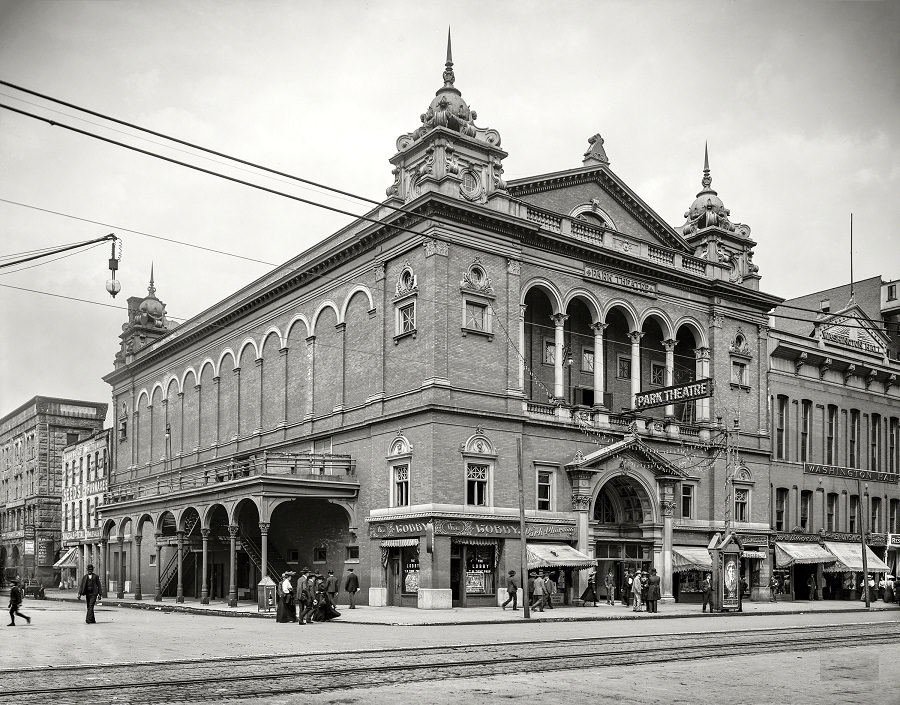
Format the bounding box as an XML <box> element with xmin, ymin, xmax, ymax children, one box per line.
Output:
<box><xmin>18</xmin><ymin>588</ymin><xmax>900</xmax><ymax>626</ymax></box>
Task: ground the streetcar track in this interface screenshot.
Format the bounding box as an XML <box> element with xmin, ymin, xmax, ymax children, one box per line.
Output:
<box><xmin>3</xmin><ymin>624</ymin><xmax>897</xmax><ymax>703</ymax></box>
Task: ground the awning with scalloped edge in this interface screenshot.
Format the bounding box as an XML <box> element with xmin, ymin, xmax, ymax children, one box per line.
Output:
<box><xmin>52</xmin><ymin>547</ymin><xmax>79</xmax><ymax>569</ymax></box>
<box><xmin>822</xmin><ymin>541</ymin><xmax>891</xmax><ymax>573</ymax></box>
<box><xmin>672</xmin><ymin>546</ymin><xmax>713</xmax><ymax>573</ymax></box>
<box><xmin>774</xmin><ymin>542</ymin><xmax>834</xmax><ymax>567</ymax></box>
<box><xmin>526</xmin><ymin>543</ymin><xmax>595</xmax><ymax>570</ymax></box>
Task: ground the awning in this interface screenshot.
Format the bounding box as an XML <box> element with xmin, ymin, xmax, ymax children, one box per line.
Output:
<box><xmin>379</xmin><ymin>538</ymin><xmax>419</xmax><ymax>547</ymax></box>
<box><xmin>774</xmin><ymin>542</ymin><xmax>834</xmax><ymax>567</ymax></box>
<box><xmin>52</xmin><ymin>547</ymin><xmax>79</xmax><ymax>569</ymax></box>
<box><xmin>741</xmin><ymin>550</ymin><xmax>767</xmax><ymax>560</ymax></box>
<box><xmin>451</xmin><ymin>537</ymin><xmax>499</xmax><ymax>546</ymax></box>
<box><xmin>822</xmin><ymin>542</ymin><xmax>891</xmax><ymax>573</ymax></box>
<box><xmin>672</xmin><ymin>546</ymin><xmax>713</xmax><ymax>573</ymax></box>
<box><xmin>526</xmin><ymin>543</ymin><xmax>595</xmax><ymax>570</ymax></box>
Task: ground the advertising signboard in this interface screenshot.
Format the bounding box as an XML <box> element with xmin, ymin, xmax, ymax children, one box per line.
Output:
<box><xmin>633</xmin><ymin>379</ymin><xmax>714</xmax><ymax>411</ymax></box>
<box><xmin>720</xmin><ymin>547</ymin><xmax>741</xmax><ymax>611</ymax></box>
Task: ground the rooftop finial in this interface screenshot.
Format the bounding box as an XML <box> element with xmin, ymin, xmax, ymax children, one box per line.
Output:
<box><xmin>702</xmin><ymin>142</ymin><xmax>712</xmax><ymax>189</ymax></box>
<box><xmin>443</xmin><ymin>27</ymin><xmax>455</xmax><ymax>87</ymax></box>
<box><xmin>148</xmin><ymin>262</ymin><xmax>156</xmax><ymax>297</ymax></box>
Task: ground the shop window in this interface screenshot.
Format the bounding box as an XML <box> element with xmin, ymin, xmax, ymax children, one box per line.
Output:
<box><xmin>466</xmin><ymin>463</ymin><xmax>489</xmax><ymax>506</ymax></box>
<box><xmin>402</xmin><ymin>546</ymin><xmax>419</xmax><ymax>593</ymax></box>
<box><xmin>734</xmin><ymin>489</ymin><xmax>749</xmax><ymax>523</ymax></box>
<box><xmin>826</xmin><ymin>405</ymin><xmax>838</xmax><ymax>465</ymax></box>
<box><xmin>827</xmin><ymin>493</ymin><xmax>838</xmax><ymax>531</ymax></box>
<box><xmin>617</xmin><ymin>355</ymin><xmax>631</xmax><ymax>380</ymax></box>
<box><xmin>582</xmin><ymin>348</ymin><xmax>594</xmax><ymax>373</ymax></box>
<box><xmin>537</xmin><ymin>471</ymin><xmax>552</xmax><ymax>511</ymax></box>
<box><xmin>465</xmin><ymin>545</ymin><xmax>496</xmax><ymax>595</ymax></box>
<box><xmin>313</xmin><ymin>547</ymin><xmax>327</xmax><ymax>563</ymax></box>
<box><xmin>681</xmin><ymin>484</ymin><xmax>694</xmax><ymax>519</ymax></box>
<box><xmin>800</xmin><ymin>400</ymin><xmax>812</xmax><ymax>463</ymax></box>
<box><xmin>650</xmin><ymin>362</ymin><xmax>665</xmax><ymax>386</ymax></box>
<box><xmin>345</xmin><ymin>545</ymin><xmax>359</xmax><ymax>561</ymax></box>
<box><xmin>849</xmin><ymin>495</ymin><xmax>859</xmax><ymax>533</ymax></box>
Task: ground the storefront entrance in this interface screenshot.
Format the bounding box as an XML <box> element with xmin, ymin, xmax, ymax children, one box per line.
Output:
<box><xmin>595</xmin><ymin>541</ymin><xmax>652</xmax><ymax>602</ymax></box>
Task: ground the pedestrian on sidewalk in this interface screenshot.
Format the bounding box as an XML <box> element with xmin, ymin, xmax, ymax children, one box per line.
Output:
<box><xmin>276</xmin><ymin>572</ymin><xmax>295</xmax><ymax>623</ymax></box>
<box><xmin>532</xmin><ymin>572</ymin><xmax>546</xmax><ymax>612</ymax></box>
<box><xmin>343</xmin><ymin>567</ymin><xmax>359</xmax><ymax>609</ymax></box>
<box><xmin>604</xmin><ymin>570</ymin><xmax>615</xmax><ymax>605</ymax></box>
<box><xmin>77</xmin><ymin>564</ymin><xmax>102</xmax><ymax>624</ymax></box>
<box><xmin>769</xmin><ymin>574</ymin><xmax>778</xmax><ymax>602</ymax></box>
<box><xmin>297</xmin><ymin>568</ymin><xmax>313</xmax><ymax>625</ymax></box>
<box><xmin>807</xmin><ymin>575</ymin><xmax>816</xmax><ymax>601</ymax></box>
<box><xmin>701</xmin><ymin>573</ymin><xmax>713</xmax><ymax>613</ymax></box>
<box><xmin>325</xmin><ymin>570</ymin><xmax>339</xmax><ymax>605</ymax></box>
<box><xmin>640</xmin><ymin>571</ymin><xmax>649</xmax><ymax>609</ymax></box>
<box><xmin>580</xmin><ymin>570</ymin><xmax>597</xmax><ymax>607</ymax></box>
<box><xmin>7</xmin><ymin>579</ymin><xmax>30</xmax><ymax>626</ymax></box>
<box><xmin>502</xmin><ymin>570</ymin><xmax>518</xmax><ymax>610</ymax></box>
<box><xmin>646</xmin><ymin>568</ymin><xmax>661</xmax><ymax>613</ymax></box>
<box><xmin>631</xmin><ymin>571</ymin><xmax>644</xmax><ymax>612</ymax></box>
<box><xmin>527</xmin><ymin>572</ymin><xmax>535</xmax><ymax>608</ymax></box>
<box><xmin>545</xmin><ymin>571</ymin><xmax>556</xmax><ymax>609</ymax></box>
<box><xmin>622</xmin><ymin>569</ymin><xmax>632</xmax><ymax>608</ymax></box>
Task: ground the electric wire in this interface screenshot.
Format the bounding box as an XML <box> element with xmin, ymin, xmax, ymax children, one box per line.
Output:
<box><xmin>0</xmin><ymin>241</ymin><xmax>105</xmax><ymax>276</ymax></box>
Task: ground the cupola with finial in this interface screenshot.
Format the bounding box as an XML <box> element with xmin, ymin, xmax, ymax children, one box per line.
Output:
<box><xmin>114</xmin><ymin>264</ymin><xmax>174</xmax><ymax>368</ymax></box>
<box><xmin>680</xmin><ymin>145</ymin><xmax>760</xmax><ymax>289</ymax></box>
<box><xmin>387</xmin><ymin>29</ymin><xmax>509</xmax><ymax>208</ymax></box>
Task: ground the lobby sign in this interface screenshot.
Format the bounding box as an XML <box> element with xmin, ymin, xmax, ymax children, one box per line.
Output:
<box><xmin>803</xmin><ymin>462</ymin><xmax>896</xmax><ymax>484</ymax></box>
<box><xmin>634</xmin><ymin>379</ymin><xmax>714</xmax><ymax>411</ymax></box>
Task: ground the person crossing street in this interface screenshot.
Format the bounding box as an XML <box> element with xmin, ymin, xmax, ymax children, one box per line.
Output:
<box><xmin>77</xmin><ymin>564</ymin><xmax>103</xmax><ymax>624</ymax></box>
<box><xmin>7</xmin><ymin>579</ymin><xmax>30</xmax><ymax>626</ymax></box>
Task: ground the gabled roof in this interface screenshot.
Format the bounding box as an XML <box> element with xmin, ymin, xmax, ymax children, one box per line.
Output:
<box><xmin>508</xmin><ymin>165</ymin><xmax>690</xmax><ymax>253</ymax></box>
<box><xmin>565</xmin><ymin>433</ymin><xmax>688</xmax><ymax>478</ymax></box>
<box><xmin>816</xmin><ymin>302</ymin><xmax>891</xmax><ymax>357</ymax></box>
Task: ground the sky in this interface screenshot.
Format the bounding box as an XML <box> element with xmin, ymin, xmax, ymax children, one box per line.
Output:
<box><xmin>1</xmin><ymin>0</ymin><xmax>898</xmax><ymax>422</ymax></box>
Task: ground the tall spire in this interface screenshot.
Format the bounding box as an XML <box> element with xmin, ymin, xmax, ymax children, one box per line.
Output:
<box><xmin>443</xmin><ymin>27</ymin><xmax>455</xmax><ymax>88</ymax></box>
<box><xmin>148</xmin><ymin>262</ymin><xmax>156</xmax><ymax>298</ymax></box>
<box><xmin>702</xmin><ymin>142</ymin><xmax>712</xmax><ymax>189</ymax></box>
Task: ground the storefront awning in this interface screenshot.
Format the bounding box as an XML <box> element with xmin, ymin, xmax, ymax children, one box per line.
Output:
<box><xmin>822</xmin><ymin>542</ymin><xmax>891</xmax><ymax>573</ymax></box>
<box><xmin>672</xmin><ymin>546</ymin><xmax>713</xmax><ymax>573</ymax></box>
<box><xmin>52</xmin><ymin>547</ymin><xmax>79</xmax><ymax>569</ymax></box>
<box><xmin>526</xmin><ymin>543</ymin><xmax>595</xmax><ymax>570</ymax></box>
<box><xmin>774</xmin><ymin>542</ymin><xmax>834</xmax><ymax>567</ymax></box>
<box><xmin>379</xmin><ymin>538</ymin><xmax>419</xmax><ymax>547</ymax></box>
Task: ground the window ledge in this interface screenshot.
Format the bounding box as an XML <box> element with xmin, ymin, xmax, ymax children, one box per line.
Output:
<box><xmin>461</xmin><ymin>327</ymin><xmax>493</xmax><ymax>341</ymax></box>
<box><xmin>730</xmin><ymin>383</ymin><xmax>752</xmax><ymax>392</ymax></box>
<box><xmin>393</xmin><ymin>329</ymin><xmax>417</xmax><ymax>345</ymax></box>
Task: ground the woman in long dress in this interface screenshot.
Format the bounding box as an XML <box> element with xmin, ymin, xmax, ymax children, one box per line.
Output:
<box><xmin>580</xmin><ymin>570</ymin><xmax>598</xmax><ymax>606</ymax></box>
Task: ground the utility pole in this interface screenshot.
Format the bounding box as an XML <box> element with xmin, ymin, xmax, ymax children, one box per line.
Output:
<box><xmin>858</xmin><ymin>477</ymin><xmax>870</xmax><ymax>610</ymax></box>
<box><xmin>517</xmin><ymin>439</ymin><xmax>530</xmax><ymax>619</ymax></box>
<box><xmin>723</xmin><ymin>418</ymin><xmax>740</xmax><ymax>537</ymax></box>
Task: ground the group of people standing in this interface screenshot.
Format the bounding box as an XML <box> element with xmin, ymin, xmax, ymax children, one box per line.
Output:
<box><xmin>275</xmin><ymin>567</ymin><xmax>359</xmax><ymax>624</ymax></box>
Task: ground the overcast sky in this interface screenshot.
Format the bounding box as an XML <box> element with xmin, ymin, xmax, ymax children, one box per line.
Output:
<box><xmin>1</xmin><ymin>0</ymin><xmax>898</xmax><ymax>422</ymax></box>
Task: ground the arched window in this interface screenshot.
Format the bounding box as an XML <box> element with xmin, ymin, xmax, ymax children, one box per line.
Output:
<box><xmin>593</xmin><ymin>488</ymin><xmax>616</xmax><ymax>523</ymax></box>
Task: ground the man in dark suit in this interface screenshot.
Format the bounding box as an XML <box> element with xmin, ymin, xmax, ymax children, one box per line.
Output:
<box><xmin>77</xmin><ymin>563</ymin><xmax>103</xmax><ymax>623</ymax></box>
<box><xmin>7</xmin><ymin>579</ymin><xmax>31</xmax><ymax>626</ymax></box>
<box><xmin>701</xmin><ymin>573</ymin><xmax>713</xmax><ymax>613</ymax></box>
<box><xmin>343</xmin><ymin>567</ymin><xmax>360</xmax><ymax>609</ymax></box>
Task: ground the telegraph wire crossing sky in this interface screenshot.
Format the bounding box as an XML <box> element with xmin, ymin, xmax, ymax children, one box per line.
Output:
<box><xmin>0</xmin><ymin>0</ymin><xmax>897</xmax><ymax>418</ymax></box>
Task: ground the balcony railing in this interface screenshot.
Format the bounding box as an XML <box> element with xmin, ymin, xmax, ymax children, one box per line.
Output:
<box><xmin>103</xmin><ymin>451</ymin><xmax>356</xmax><ymax>506</ymax></box>
<box><xmin>522</xmin><ymin>205</ymin><xmax>724</xmax><ymax>280</ymax></box>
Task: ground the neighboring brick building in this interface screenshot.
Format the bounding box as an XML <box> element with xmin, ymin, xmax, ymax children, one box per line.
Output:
<box><xmin>56</xmin><ymin>429</ymin><xmax>111</xmax><ymax>590</ymax></box>
<box><xmin>0</xmin><ymin>396</ymin><xmax>107</xmax><ymax>585</ymax></box>
<box><xmin>99</xmin><ymin>42</ymin><xmax>783</xmax><ymax>609</ymax></box>
<box><xmin>767</xmin><ymin>277</ymin><xmax>900</xmax><ymax>599</ymax></box>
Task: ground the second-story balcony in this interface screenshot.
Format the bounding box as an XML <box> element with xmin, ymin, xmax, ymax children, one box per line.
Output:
<box><xmin>102</xmin><ymin>451</ymin><xmax>357</xmax><ymax>508</ymax></box>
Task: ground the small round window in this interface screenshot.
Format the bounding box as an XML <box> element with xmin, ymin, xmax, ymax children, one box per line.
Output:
<box><xmin>460</xmin><ymin>169</ymin><xmax>482</xmax><ymax>199</ymax></box>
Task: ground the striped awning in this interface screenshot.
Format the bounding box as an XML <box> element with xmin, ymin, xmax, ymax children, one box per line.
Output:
<box><xmin>52</xmin><ymin>547</ymin><xmax>79</xmax><ymax>569</ymax></box>
<box><xmin>526</xmin><ymin>543</ymin><xmax>595</xmax><ymax>570</ymax></box>
<box><xmin>379</xmin><ymin>538</ymin><xmax>420</xmax><ymax>547</ymax></box>
<box><xmin>774</xmin><ymin>542</ymin><xmax>834</xmax><ymax>567</ymax></box>
<box><xmin>822</xmin><ymin>542</ymin><xmax>891</xmax><ymax>573</ymax></box>
<box><xmin>451</xmin><ymin>537</ymin><xmax>498</xmax><ymax>546</ymax></box>
<box><xmin>672</xmin><ymin>546</ymin><xmax>713</xmax><ymax>573</ymax></box>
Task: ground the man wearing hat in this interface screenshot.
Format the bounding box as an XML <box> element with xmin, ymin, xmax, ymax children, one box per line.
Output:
<box><xmin>343</xmin><ymin>567</ymin><xmax>360</xmax><ymax>609</ymax></box>
<box><xmin>501</xmin><ymin>570</ymin><xmax>518</xmax><ymax>610</ymax></box>
<box><xmin>77</xmin><ymin>563</ymin><xmax>102</xmax><ymax>624</ymax></box>
<box><xmin>296</xmin><ymin>568</ymin><xmax>313</xmax><ymax>625</ymax></box>
<box><xmin>7</xmin><ymin>579</ymin><xmax>30</xmax><ymax>626</ymax></box>
<box><xmin>324</xmin><ymin>569</ymin><xmax>339</xmax><ymax>605</ymax></box>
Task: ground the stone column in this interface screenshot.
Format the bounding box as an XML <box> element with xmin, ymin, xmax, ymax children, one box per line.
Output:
<box><xmin>551</xmin><ymin>313</ymin><xmax>568</xmax><ymax>399</ymax></box>
<box><xmin>572</xmin><ymin>492</ymin><xmax>592</xmax><ymax>598</ymax></box>
<box><xmin>629</xmin><ymin>331</ymin><xmax>644</xmax><ymax>409</ymax></box>
<box><xmin>662</xmin><ymin>339</ymin><xmax>677</xmax><ymax>418</ymax></box>
<box><xmin>233</xmin><ymin>367</ymin><xmax>241</xmax><ymax>440</ymax></box>
<box><xmin>116</xmin><ymin>536</ymin><xmax>125</xmax><ymax>598</ymax></box>
<box><xmin>695</xmin><ymin>347</ymin><xmax>711</xmax><ymax>422</ymax></box>
<box><xmin>227</xmin><ymin>524</ymin><xmax>238</xmax><ymax>607</ymax></box>
<box><xmin>200</xmin><ymin>528</ymin><xmax>210</xmax><ymax>604</ymax></box>
<box><xmin>259</xmin><ymin>522</ymin><xmax>270</xmax><ymax>581</ymax></box>
<box><xmin>305</xmin><ymin>336</ymin><xmax>316</xmax><ymax>420</ymax></box>
<box><xmin>154</xmin><ymin>532</ymin><xmax>163</xmax><ymax>601</ymax></box>
<box><xmin>659</xmin><ymin>481</ymin><xmax>676</xmax><ymax>602</ymax></box>
<box><xmin>842</xmin><ymin>491</ymin><xmax>850</xmax><ymax>533</ymax></box>
<box><xmin>518</xmin><ymin>304</ymin><xmax>527</xmax><ymax>393</ymax></box>
<box><xmin>195</xmin><ymin>384</ymin><xmax>202</xmax><ymax>452</ymax></box>
<box><xmin>791</xmin><ymin>485</ymin><xmax>799</xmax><ymax>531</ymax></box>
<box><xmin>591</xmin><ymin>322</ymin><xmax>608</xmax><ymax>409</ymax></box>
<box><xmin>133</xmin><ymin>535</ymin><xmax>143</xmax><ymax>600</ymax></box>
<box><xmin>99</xmin><ymin>539</ymin><xmax>107</xmax><ymax>597</ymax></box>
<box><xmin>255</xmin><ymin>357</ymin><xmax>264</xmax><ymax>433</ymax></box>
<box><xmin>175</xmin><ymin>530</ymin><xmax>184</xmax><ymax>603</ymax></box>
<box><xmin>279</xmin><ymin>347</ymin><xmax>289</xmax><ymax>430</ymax></box>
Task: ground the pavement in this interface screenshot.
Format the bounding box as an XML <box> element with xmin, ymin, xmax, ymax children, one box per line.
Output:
<box><xmin>9</xmin><ymin>587</ymin><xmax>899</xmax><ymax>625</ymax></box>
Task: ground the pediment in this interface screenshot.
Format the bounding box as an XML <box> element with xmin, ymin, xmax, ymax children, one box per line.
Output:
<box><xmin>818</xmin><ymin>304</ymin><xmax>889</xmax><ymax>357</ymax></box>
<box><xmin>565</xmin><ymin>434</ymin><xmax>687</xmax><ymax>479</ymax></box>
<box><xmin>508</xmin><ymin>167</ymin><xmax>690</xmax><ymax>253</ymax></box>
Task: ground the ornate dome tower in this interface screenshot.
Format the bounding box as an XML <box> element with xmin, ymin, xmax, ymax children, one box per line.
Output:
<box><xmin>114</xmin><ymin>264</ymin><xmax>173</xmax><ymax>368</ymax></box>
<box><xmin>386</xmin><ymin>30</ymin><xmax>508</xmax><ymax>207</ymax></box>
<box><xmin>680</xmin><ymin>145</ymin><xmax>760</xmax><ymax>289</ymax></box>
